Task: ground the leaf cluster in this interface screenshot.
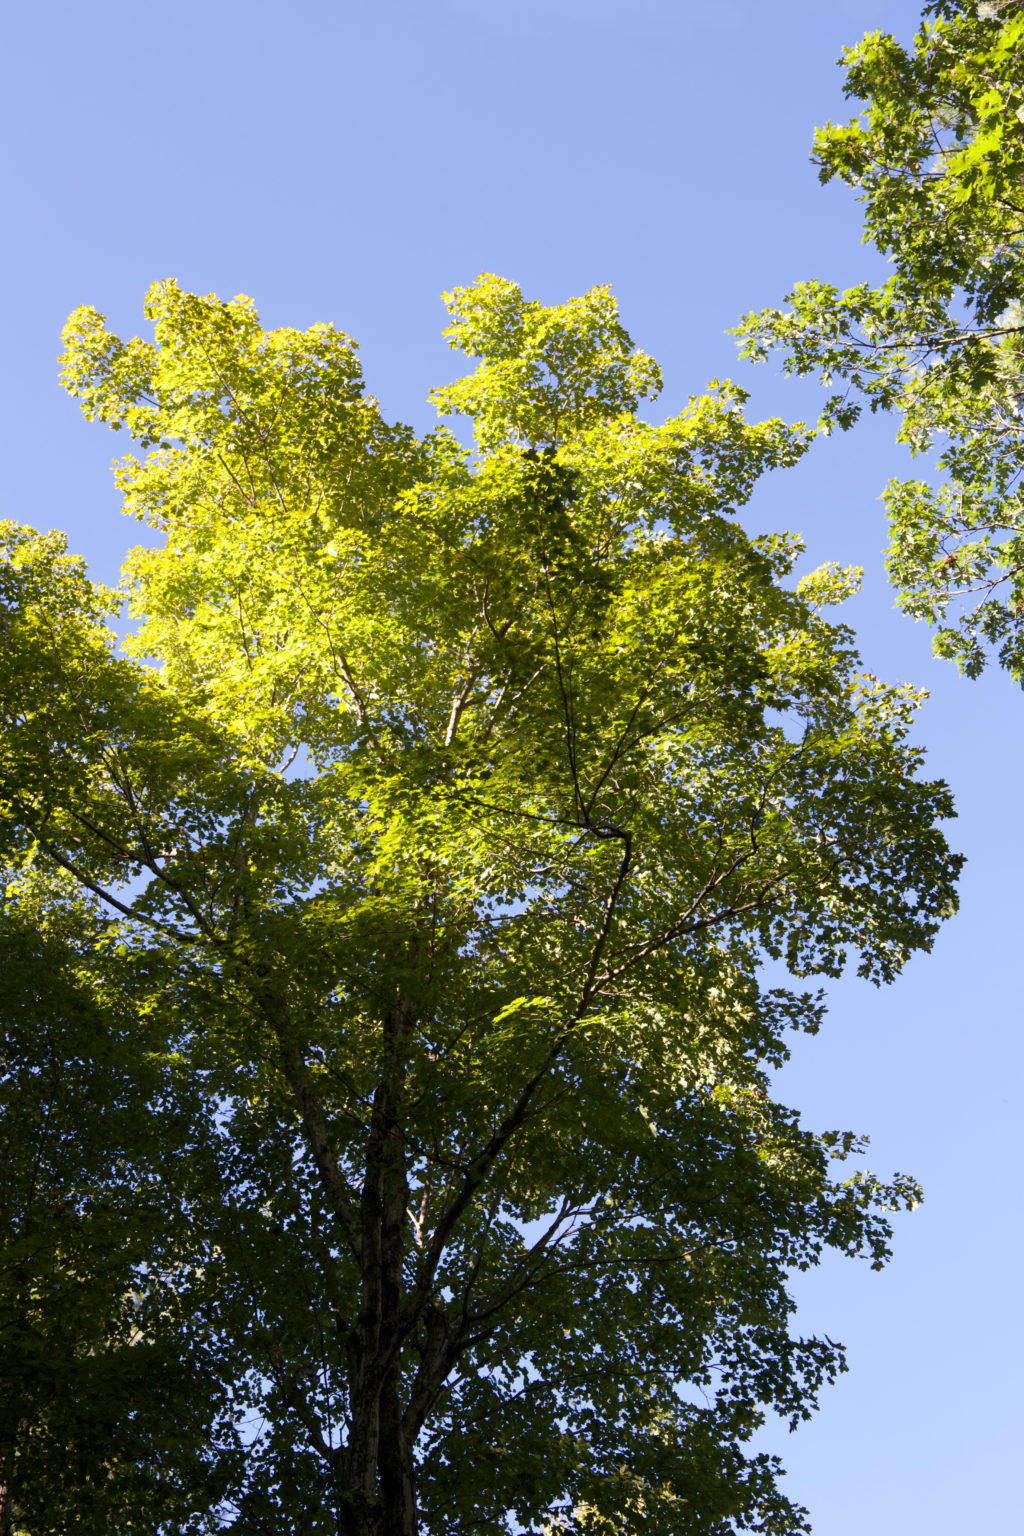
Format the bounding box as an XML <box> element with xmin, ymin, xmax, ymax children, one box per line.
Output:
<box><xmin>734</xmin><ymin>0</ymin><xmax>1024</xmax><ymax>682</ymax></box>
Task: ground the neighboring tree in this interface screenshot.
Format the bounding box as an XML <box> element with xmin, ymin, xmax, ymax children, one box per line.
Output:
<box><xmin>735</xmin><ymin>0</ymin><xmax>1024</xmax><ymax>682</ymax></box>
<box><xmin>0</xmin><ymin>275</ymin><xmax>960</xmax><ymax>1535</ymax></box>
<box><xmin>0</xmin><ymin>886</ymin><xmax>242</xmax><ymax>1535</ymax></box>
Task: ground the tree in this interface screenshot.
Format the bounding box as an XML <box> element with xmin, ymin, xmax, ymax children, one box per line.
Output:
<box><xmin>0</xmin><ymin>890</ymin><xmax>243</xmax><ymax>1536</ymax></box>
<box><xmin>0</xmin><ymin>274</ymin><xmax>960</xmax><ymax>1535</ymax></box>
<box><xmin>735</xmin><ymin>0</ymin><xmax>1024</xmax><ymax>683</ymax></box>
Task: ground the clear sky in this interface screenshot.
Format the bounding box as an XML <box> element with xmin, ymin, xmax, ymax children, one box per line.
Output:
<box><xmin>4</xmin><ymin>2</ymin><xmax>1020</xmax><ymax>1531</ymax></box>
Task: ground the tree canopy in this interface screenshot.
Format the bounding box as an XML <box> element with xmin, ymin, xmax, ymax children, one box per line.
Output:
<box><xmin>0</xmin><ymin>275</ymin><xmax>960</xmax><ymax>1535</ymax></box>
<box><xmin>735</xmin><ymin>0</ymin><xmax>1024</xmax><ymax>683</ymax></box>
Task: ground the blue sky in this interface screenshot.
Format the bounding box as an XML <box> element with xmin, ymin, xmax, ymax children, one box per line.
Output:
<box><xmin>4</xmin><ymin>2</ymin><xmax>1021</xmax><ymax>1530</ymax></box>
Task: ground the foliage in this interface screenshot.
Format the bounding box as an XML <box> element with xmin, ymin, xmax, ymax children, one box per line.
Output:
<box><xmin>734</xmin><ymin>0</ymin><xmax>1024</xmax><ymax>681</ymax></box>
<box><xmin>0</xmin><ymin>886</ymin><xmax>242</xmax><ymax>1534</ymax></box>
<box><xmin>0</xmin><ymin>274</ymin><xmax>960</xmax><ymax>1534</ymax></box>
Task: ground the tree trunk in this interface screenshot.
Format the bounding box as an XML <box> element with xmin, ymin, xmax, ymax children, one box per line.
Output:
<box><xmin>255</xmin><ymin>971</ymin><xmax>423</xmax><ymax>1536</ymax></box>
<box><xmin>339</xmin><ymin>993</ymin><xmax>419</xmax><ymax>1536</ymax></box>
